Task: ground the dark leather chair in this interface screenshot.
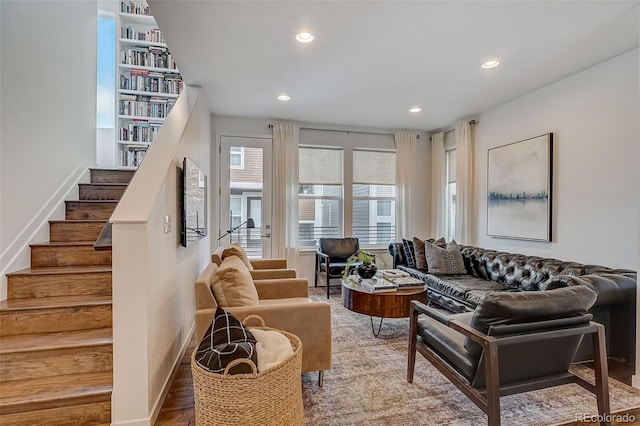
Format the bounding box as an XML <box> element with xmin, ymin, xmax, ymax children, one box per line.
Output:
<box><xmin>408</xmin><ymin>286</ymin><xmax>611</xmax><ymax>426</ymax></box>
<box><xmin>315</xmin><ymin>237</ymin><xmax>360</xmax><ymax>299</ymax></box>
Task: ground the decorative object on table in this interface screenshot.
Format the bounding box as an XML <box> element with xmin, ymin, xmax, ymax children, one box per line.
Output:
<box><xmin>348</xmin><ymin>275</ymin><xmax>398</xmax><ymax>293</ymax></box>
<box><xmin>342</xmin><ymin>248</ymin><xmax>387</xmax><ymax>280</ymax></box>
<box><xmin>487</xmin><ymin>133</ymin><xmax>553</xmax><ymax>241</ymax></box>
<box><xmin>191</xmin><ymin>315</ymin><xmax>304</xmax><ymax>426</ymax></box>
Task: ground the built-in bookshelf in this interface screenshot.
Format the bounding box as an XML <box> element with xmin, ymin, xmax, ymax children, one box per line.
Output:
<box><xmin>117</xmin><ymin>1</ymin><xmax>182</xmax><ymax>168</ymax></box>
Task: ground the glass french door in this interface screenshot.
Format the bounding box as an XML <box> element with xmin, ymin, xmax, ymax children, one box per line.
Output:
<box><xmin>219</xmin><ymin>136</ymin><xmax>272</xmax><ymax>258</ymax></box>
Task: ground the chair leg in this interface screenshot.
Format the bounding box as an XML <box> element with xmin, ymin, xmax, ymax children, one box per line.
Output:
<box><xmin>407</xmin><ymin>307</ymin><xmax>418</xmax><ymax>383</ymax></box>
<box><xmin>326</xmin><ymin>274</ymin><xmax>330</xmax><ymax>299</ymax></box>
<box><xmin>318</xmin><ymin>370</ymin><xmax>324</xmax><ymax>387</ymax></box>
<box><xmin>591</xmin><ymin>325</ymin><xmax>611</xmax><ymax>425</ymax></box>
<box><xmin>485</xmin><ymin>340</ymin><xmax>501</xmax><ymax>426</ymax></box>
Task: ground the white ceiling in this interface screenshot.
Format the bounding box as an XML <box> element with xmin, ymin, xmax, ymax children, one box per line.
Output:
<box><xmin>148</xmin><ymin>1</ymin><xmax>639</xmax><ymax>132</ymax></box>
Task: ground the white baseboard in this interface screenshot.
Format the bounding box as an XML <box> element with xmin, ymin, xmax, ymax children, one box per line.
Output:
<box><xmin>633</xmin><ymin>374</ymin><xmax>640</xmax><ymax>390</ymax></box>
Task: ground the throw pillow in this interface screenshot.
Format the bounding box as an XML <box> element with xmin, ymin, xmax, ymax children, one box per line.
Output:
<box><xmin>424</xmin><ymin>239</ymin><xmax>466</xmax><ymax>275</ymax></box>
<box><xmin>249</xmin><ymin>328</ymin><xmax>294</xmax><ymax>372</ymax></box>
<box><xmin>402</xmin><ymin>239</ymin><xmax>416</xmax><ymax>268</ymax></box>
<box><xmin>222</xmin><ymin>243</ymin><xmax>254</xmax><ymax>271</ymax></box>
<box><xmin>211</xmin><ymin>255</ymin><xmax>259</xmax><ymax>307</ymax></box>
<box><xmin>412</xmin><ymin>237</ymin><xmax>427</xmax><ymax>271</ymax></box>
<box><xmin>464</xmin><ymin>286</ymin><xmax>597</xmax><ymax>357</ymax></box>
<box><xmin>413</xmin><ymin>237</ymin><xmax>447</xmax><ymax>272</ymax></box>
<box><xmin>194</xmin><ymin>307</ymin><xmax>258</xmax><ymax>374</ymax></box>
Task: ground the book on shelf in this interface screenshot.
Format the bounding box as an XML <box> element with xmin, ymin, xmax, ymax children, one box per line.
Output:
<box><xmin>348</xmin><ymin>275</ymin><xmax>398</xmax><ymax>293</ymax></box>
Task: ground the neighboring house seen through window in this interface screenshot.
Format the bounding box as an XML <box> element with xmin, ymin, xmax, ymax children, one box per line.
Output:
<box><xmin>298</xmin><ymin>147</ymin><xmax>343</xmax><ymax>247</ymax></box>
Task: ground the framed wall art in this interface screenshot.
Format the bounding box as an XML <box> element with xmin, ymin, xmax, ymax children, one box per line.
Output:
<box><xmin>487</xmin><ymin>133</ymin><xmax>553</xmax><ymax>241</ymax></box>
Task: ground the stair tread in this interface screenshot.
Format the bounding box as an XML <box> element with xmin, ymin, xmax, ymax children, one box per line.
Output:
<box><xmin>79</xmin><ymin>183</ymin><xmax>128</xmax><ymax>186</ymax></box>
<box><xmin>66</xmin><ymin>200</ymin><xmax>118</xmax><ymax>203</ymax></box>
<box><xmin>0</xmin><ymin>328</ymin><xmax>112</xmax><ymax>354</ymax></box>
<box><xmin>7</xmin><ymin>265</ymin><xmax>112</xmax><ymax>276</ymax></box>
<box><xmin>30</xmin><ymin>241</ymin><xmax>100</xmax><ymax>248</ymax></box>
<box><xmin>49</xmin><ymin>220</ymin><xmax>108</xmax><ymax>224</ymax></box>
<box><xmin>0</xmin><ymin>295</ymin><xmax>112</xmax><ymax>311</ymax></box>
<box><xmin>0</xmin><ymin>371</ymin><xmax>112</xmax><ymax>408</ymax></box>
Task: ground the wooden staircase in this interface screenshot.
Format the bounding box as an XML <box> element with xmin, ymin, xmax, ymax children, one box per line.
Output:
<box><xmin>0</xmin><ymin>169</ymin><xmax>133</xmax><ymax>425</ymax></box>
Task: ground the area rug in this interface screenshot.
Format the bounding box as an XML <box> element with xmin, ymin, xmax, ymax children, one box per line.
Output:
<box><xmin>302</xmin><ymin>288</ymin><xmax>640</xmax><ymax>425</ymax></box>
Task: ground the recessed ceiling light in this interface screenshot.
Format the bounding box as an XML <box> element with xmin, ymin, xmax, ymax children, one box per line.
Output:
<box><xmin>296</xmin><ymin>31</ymin><xmax>314</xmax><ymax>43</ymax></box>
<box><xmin>482</xmin><ymin>59</ymin><xmax>500</xmax><ymax>69</ymax></box>
<box><xmin>278</xmin><ymin>94</ymin><xmax>291</xmax><ymax>101</ymax></box>
<box><xmin>409</xmin><ymin>107</ymin><xmax>422</xmax><ymax>113</ymax></box>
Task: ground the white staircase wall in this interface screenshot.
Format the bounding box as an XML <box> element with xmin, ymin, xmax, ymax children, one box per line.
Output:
<box><xmin>110</xmin><ymin>86</ymin><xmax>211</xmax><ymax>425</ymax></box>
<box><xmin>0</xmin><ymin>0</ymin><xmax>98</xmax><ymax>300</ymax></box>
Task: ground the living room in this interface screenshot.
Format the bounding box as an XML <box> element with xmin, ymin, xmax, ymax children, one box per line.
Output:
<box><xmin>1</xmin><ymin>1</ymin><xmax>639</xmax><ymax>425</ymax></box>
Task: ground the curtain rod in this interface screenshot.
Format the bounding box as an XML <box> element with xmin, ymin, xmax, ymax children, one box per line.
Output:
<box><xmin>429</xmin><ymin>120</ymin><xmax>477</xmax><ymax>141</ymax></box>
<box><xmin>268</xmin><ymin>124</ymin><xmax>420</xmax><ymax>139</ymax></box>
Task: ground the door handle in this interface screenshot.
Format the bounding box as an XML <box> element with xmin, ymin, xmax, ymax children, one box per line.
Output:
<box><xmin>261</xmin><ymin>233</ymin><xmax>271</xmax><ymax>238</ymax></box>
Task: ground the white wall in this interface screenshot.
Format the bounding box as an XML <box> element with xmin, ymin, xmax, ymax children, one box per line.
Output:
<box><xmin>111</xmin><ymin>87</ymin><xmax>211</xmax><ymax>425</ymax></box>
<box><xmin>474</xmin><ymin>49</ymin><xmax>639</xmax><ymax>269</ymax></box>
<box><xmin>0</xmin><ymin>0</ymin><xmax>97</xmax><ymax>300</ymax></box>
<box><xmin>210</xmin><ymin>116</ymin><xmax>430</xmax><ymax>281</ymax></box>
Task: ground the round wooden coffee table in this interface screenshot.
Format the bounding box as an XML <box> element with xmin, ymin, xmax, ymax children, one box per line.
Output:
<box><xmin>341</xmin><ymin>280</ymin><xmax>428</xmax><ymax>336</ymax></box>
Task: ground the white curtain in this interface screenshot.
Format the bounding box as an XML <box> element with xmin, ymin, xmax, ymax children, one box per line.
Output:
<box><xmin>431</xmin><ymin>132</ymin><xmax>446</xmax><ymax>238</ymax></box>
<box><xmin>272</xmin><ymin>123</ymin><xmax>299</xmax><ymax>269</ymax></box>
<box><xmin>455</xmin><ymin>121</ymin><xmax>473</xmax><ymax>244</ymax></box>
<box><xmin>394</xmin><ymin>131</ymin><xmax>417</xmax><ymax>239</ymax></box>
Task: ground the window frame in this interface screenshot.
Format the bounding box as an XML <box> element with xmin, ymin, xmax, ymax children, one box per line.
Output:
<box><xmin>445</xmin><ymin>147</ymin><xmax>456</xmax><ymax>242</ymax></box>
<box><xmin>351</xmin><ymin>148</ymin><xmax>397</xmax><ymax>248</ymax></box>
<box><xmin>297</xmin><ymin>146</ymin><xmax>344</xmax><ymax>247</ymax></box>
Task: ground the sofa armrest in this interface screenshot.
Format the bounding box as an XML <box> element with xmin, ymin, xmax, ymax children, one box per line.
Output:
<box><xmin>250</xmin><ymin>269</ymin><xmax>296</xmax><ymax>280</ymax></box>
<box><xmin>254</xmin><ymin>278</ymin><xmax>309</xmax><ymax>299</ymax></box>
<box><xmin>250</xmin><ymin>258</ymin><xmax>288</xmax><ymax>269</ymax></box>
<box><xmin>547</xmin><ymin>274</ymin><xmax>637</xmax><ymax>306</ymax></box>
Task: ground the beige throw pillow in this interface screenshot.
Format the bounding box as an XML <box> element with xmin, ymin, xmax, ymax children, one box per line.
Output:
<box><xmin>211</xmin><ymin>255</ymin><xmax>259</xmax><ymax>307</ymax></box>
<box><xmin>222</xmin><ymin>243</ymin><xmax>254</xmax><ymax>271</ymax></box>
<box><xmin>424</xmin><ymin>240</ymin><xmax>466</xmax><ymax>275</ymax></box>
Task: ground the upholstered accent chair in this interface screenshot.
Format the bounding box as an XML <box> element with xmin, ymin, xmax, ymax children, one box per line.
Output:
<box><xmin>212</xmin><ymin>244</ymin><xmax>297</xmax><ymax>280</ymax></box>
<box><xmin>408</xmin><ymin>286</ymin><xmax>610</xmax><ymax>426</ymax></box>
<box><xmin>315</xmin><ymin>237</ymin><xmax>360</xmax><ymax>299</ymax></box>
<box><xmin>195</xmin><ymin>260</ymin><xmax>332</xmax><ymax>385</ymax></box>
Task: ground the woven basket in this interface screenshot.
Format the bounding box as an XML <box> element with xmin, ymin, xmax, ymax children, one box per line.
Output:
<box><xmin>191</xmin><ymin>315</ymin><xmax>304</xmax><ymax>426</ymax></box>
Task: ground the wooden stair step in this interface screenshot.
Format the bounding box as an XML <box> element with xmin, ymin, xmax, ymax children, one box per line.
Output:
<box><xmin>49</xmin><ymin>220</ymin><xmax>107</xmax><ymax>242</ymax></box>
<box><xmin>7</xmin><ymin>266</ymin><xmax>112</xmax><ymax>299</ymax></box>
<box><xmin>0</xmin><ymin>328</ymin><xmax>112</xmax><ymax>354</ymax></box>
<box><xmin>0</xmin><ymin>371</ymin><xmax>112</xmax><ymax>421</ymax></box>
<box><xmin>65</xmin><ymin>200</ymin><xmax>118</xmax><ymax>221</ymax></box>
<box><xmin>0</xmin><ymin>295</ymin><xmax>112</xmax><ymax>336</ymax></box>
<box><xmin>79</xmin><ymin>183</ymin><xmax>127</xmax><ymax>201</ymax></box>
<box><xmin>0</xmin><ymin>329</ymin><xmax>112</xmax><ymax>381</ymax></box>
<box><xmin>90</xmin><ymin>168</ymin><xmax>134</xmax><ymax>184</ymax></box>
<box><xmin>30</xmin><ymin>242</ymin><xmax>112</xmax><ymax>267</ymax></box>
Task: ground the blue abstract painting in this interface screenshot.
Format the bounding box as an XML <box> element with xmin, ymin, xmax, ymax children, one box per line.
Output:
<box><xmin>487</xmin><ymin>134</ymin><xmax>552</xmax><ymax>241</ymax></box>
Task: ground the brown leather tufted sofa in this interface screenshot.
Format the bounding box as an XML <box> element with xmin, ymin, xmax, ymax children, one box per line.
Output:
<box><xmin>389</xmin><ymin>242</ymin><xmax>636</xmax><ymax>361</ymax></box>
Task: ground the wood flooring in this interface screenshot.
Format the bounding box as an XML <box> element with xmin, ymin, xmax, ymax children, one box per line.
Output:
<box><xmin>154</xmin><ymin>336</ymin><xmax>638</xmax><ymax>425</ymax></box>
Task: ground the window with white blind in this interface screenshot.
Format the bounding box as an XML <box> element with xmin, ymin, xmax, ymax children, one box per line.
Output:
<box><xmin>298</xmin><ymin>147</ymin><xmax>343</xmax><ymax>247</ymax></box>
<box><xmin>445</xmin><ymin>148</ymin><xmax>456</xmax><ymax>242</ymax></box>
<box><xmin>352</xmin><ymin>149</ymin><xmax>396</xmax><ymax>247</ymax></box>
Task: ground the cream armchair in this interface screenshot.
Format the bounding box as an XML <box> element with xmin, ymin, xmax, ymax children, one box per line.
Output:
<box><xmin>212</xmin><ymin>245</ymin><xmax>297</xmax><ymax>280</ymax></box>
<box><xmin>195</xmin><ymin>262</ymin><xmax>332</xmax><ymax>385</ymax></box>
